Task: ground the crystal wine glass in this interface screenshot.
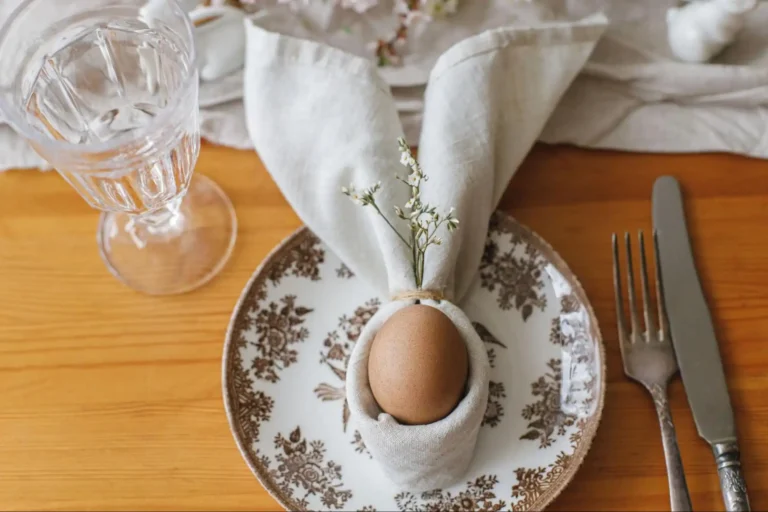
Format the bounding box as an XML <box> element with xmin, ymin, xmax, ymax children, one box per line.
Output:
<box><xmin>0</xmin><ymin>0</ymin><xmax>237</xmax><ymax>295</ymax></box>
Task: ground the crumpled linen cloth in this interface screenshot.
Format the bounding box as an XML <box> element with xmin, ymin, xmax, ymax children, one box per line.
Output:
<box><xmin>539</xmin><ymin>0</ymin><xmax>768</xmax><ymax>155</ymax></box>
<box><xmin>1</xmin><ymin>0</ymin><xmax>768</xmax><ymax>172</ymax></box>
<box><xmin>243</xmin><ymin>13</ymin><xmax>606</xmax><ymax>490</ymax></box>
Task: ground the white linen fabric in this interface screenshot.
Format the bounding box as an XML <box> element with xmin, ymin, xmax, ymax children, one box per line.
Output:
<box><xmin>243</xmin><ymin>15</ymin><xmax>606</xmax><ymax>490</ymax></box>
<box><xmin>2</xmin><ymin>1</ymin><xmax>768</xmax><ymax>171</ymax></box>
<box><xmin>539</xmin><ymin>0</ymin><xmax>768</xmax><ymax>155</ymax></box>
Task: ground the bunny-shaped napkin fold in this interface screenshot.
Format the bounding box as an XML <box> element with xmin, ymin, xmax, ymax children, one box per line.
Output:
<box><xmin>244</xmin><ymin>14</ymin><xmax>606</xmax><ymax>491</ymax></box>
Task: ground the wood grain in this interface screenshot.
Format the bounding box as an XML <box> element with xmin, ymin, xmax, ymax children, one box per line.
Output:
<box><xmin>0</xmin><ymin>142</ymin><xmax>766</xmax><ymax>510</ymax></box>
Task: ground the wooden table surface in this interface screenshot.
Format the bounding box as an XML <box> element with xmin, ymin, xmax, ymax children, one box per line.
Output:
<box><xmin>1</xmin><ymin>142</ymin><xmax>767</xmax><ymax>511</ymax></box>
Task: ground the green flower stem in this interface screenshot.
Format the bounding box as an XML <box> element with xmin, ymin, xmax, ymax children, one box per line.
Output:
<box><xmin>371</xmin><ymin>202</ymin><xmax>412</xmax><ymax>250</ymax></box>
<box><xmin>422</xmin><ymin>219</ymin><xmax>442</xmax><ymax>249</ymax></box>
<box><xmin>411</xmin><ymin>229</ymin><xmax>420</xmax><ymax>288</ymax></box>
<box><xmin>417</xmin><ymin>248</ymin><xmax>425</xmax><ymax>289</ymax></box>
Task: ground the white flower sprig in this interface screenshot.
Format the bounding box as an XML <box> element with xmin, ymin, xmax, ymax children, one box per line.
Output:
<box><xmin>342</xmin><ymin>137</ymin><xmax>459</xmax><ymax>289</ymax></box>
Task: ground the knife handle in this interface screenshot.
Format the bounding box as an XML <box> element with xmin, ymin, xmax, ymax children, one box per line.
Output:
<box><xmin>713</xmin><ymin>441</ymin><xmax>750</xmax><ymax>511</ymax></box>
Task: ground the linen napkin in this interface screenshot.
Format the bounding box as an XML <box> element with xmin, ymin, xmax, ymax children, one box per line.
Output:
<box><xmin>244</xmin><ymin>14</ymin><xmax>606</xmax><ymax>490</ymax></box>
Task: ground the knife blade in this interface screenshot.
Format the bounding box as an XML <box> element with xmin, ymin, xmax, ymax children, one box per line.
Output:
<box><xmin>653</xmin><ymin>175</ymin><xmax>750</xmax><ymax>511</ymax></box>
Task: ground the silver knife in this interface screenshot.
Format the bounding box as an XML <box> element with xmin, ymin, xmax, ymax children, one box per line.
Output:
<box><xmin>652</xmin><ymin>175</ymin><xmax>750</xmax><ymax>511</ymax></box>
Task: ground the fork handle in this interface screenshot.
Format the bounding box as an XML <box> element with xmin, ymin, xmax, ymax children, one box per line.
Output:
<box><xmin>713</xmin><ymin>441</ymin><xmax>750</xmax><ymax>511</ymax></box>
<box><xmin>650</xmin><ymin>384</ymin><xmax>692</xmax><ymax>511</ymax></box>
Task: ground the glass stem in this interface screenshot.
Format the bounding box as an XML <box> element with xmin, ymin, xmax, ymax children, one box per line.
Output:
<box><xmin>124</xmin><ymin>197</ymin><xmax>184</xmax><ymax>249</ymax></box>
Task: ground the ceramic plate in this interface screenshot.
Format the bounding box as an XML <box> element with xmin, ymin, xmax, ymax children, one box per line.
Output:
<box><xmin>223</xmin><ymin>211</ymin><xmax>605</xmax><ymax>511</ymax></box>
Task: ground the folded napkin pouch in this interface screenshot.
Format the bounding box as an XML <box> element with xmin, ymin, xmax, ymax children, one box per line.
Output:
<box><xmin>244</xmin><ymin>14</ymin><xmax>607</xmax><ymax>491</ymax></box>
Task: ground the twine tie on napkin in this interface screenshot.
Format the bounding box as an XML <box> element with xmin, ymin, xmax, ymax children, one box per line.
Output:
<box><xmin>390</xmin><ymin>289</ymin><xmax>445</xmax><ymax>302</ymax></box>
<box><xmin>244</xmin><ymin>13</ymin><xmax>606</xmax><ymax>491</ymax></box>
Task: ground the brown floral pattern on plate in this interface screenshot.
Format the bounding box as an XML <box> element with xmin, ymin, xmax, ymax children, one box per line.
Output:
<box><xmin>480</xmin><ymin>219</ymin><xmax>547</xmax><ymax>320</ymax></box>
<box><xmin>473</xmin><ymin>322</ymin><xmax>508</xmax><ymax>428</ymax></box>
<box><xmin>569</xmin><ymin>418</ymin><xmax>589</xmax><ymax>448</ymax></box>
<box><xmin>511</xmin><ymin>417</ymin><xmax>587</xmax><ymax>510</ymax></box>
<box><xmin>267</xmin><ymin>233</ymin><xmax>325</xmax><ymax>285</ymax></box>
<box><xmin>336</xmin><ymin>263</ymin><xmax>355</xmax><ymax>279</ymax></box>
<box><xmin>244</xmin><ymin>234</ymin><xmax>326</xmax><ymax>306</ymax></box>
<box><xmin>511</xmin><ymin>452</ymin><xmax>573</xmax><ymax>511</ymax></box>
<box><xmin>350</xmin><ymin>430</ymin><xmax>368</xmax><ymax>456</ymax></box>
<box><xmin>549</xmin><ymin>294</ymin><xmax>586</xmax><ymax>347</ymax></box>
<box><xmin>230</xmin><ymin>345</ymin><xmax>274</xmax><ymax>443</ymax></box>
<box><xmin>483</xmin><ymin>381</ymin><xmax>507</xmax><ymax>429</ymax></box>
<box><xmin>232</xmin><ymin>233</ymin><xmax>323</xmax><ymax>383</ymax></box>
<box><xmin>264</xmin><ymin>426</ymin><xmax>353</xmax><ymax>510</ymax></box>
<box><xmin>520</xmin><ymin>359</ymin><xmax>577</xmax><ymax>448</ymax></box>
<box><xmin>473</xmin><ymin>322</ymin><xmax>507</xmax><ymax>367</ymax></box>
<box><xmin>549</xmin><ymin>318</ymin><xmax>564</xmax><ymax>346</ymax></box>
<box><xmin>395</xmin><ymin>475</ymin><xmax>506</xmax><ymax>512</ymax></box>
<box><xmin>251</xmin><ymin>295</ymin><xmax>313</xmax><ymax>383</ymax></box>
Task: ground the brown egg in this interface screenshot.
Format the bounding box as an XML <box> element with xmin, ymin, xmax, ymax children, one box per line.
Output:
<box><xmin>368</xmin><ymin>304</ymin><xmax>469</xmax><ymax>425</ymax></box>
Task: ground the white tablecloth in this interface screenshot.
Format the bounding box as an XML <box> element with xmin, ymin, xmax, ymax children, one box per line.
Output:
<box><xmin>1</xmin><ymin>0</ymin><xmax>767</xmax><ymax>172</ymax></box>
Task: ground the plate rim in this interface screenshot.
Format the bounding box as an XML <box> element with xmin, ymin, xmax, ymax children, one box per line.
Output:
<box><xmin>222</xmin><ymin>212</ymin><xmax>607</xmax><ymax>511</ymax></box>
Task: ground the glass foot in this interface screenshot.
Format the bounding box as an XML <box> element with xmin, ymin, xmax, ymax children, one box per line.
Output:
<box><xmin>97</xmin><ymin>174</ymin><xmax>237</xmax><ymax>295</ymax></box>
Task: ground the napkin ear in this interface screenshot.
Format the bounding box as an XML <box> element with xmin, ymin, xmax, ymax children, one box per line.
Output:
<box><xmin>244</xmin><ymin>23</ymin><xmax>415</xmax><ymax>295</ymax></box>
<box><xmin>244</xmin><ymin>15</ymin><xmax>607</xmax><ymax>300</ymax></box>
<box><xmin>415</xmin><ymin>15</ymin><xmax>608</xmax><ymax>301</ymax></box>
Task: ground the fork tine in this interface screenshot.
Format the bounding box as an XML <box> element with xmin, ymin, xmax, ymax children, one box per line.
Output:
<box><xmin>638</xmin><ymin>231</ymin><xmax>657</xmax><ymax>342</ymax></box>
<box><xmin>625</xmin><ymin>233</ymin><xmax>640</xmax><ymax>342</ymax></box>
<box><xmin>612</xmin><ymin>234</ymin><xmax>629</xmax><ymax>345</ymax></box>
<box><xmin>654</xmin><ymin>229</ymin><xmax>671</xmax><ymax>342</ymax></box>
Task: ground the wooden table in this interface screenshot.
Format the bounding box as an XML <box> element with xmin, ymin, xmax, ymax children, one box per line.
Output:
<box><xmin>1</xmin><ymin>142</ymin><xmax>766</xmax><ymax>511</ymax></box>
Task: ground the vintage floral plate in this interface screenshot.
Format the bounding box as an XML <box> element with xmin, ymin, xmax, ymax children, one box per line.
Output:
<box><xmin>223</xmin><ymin>211</ymin><xmax>605</xmax><ymax>511</ymax></box>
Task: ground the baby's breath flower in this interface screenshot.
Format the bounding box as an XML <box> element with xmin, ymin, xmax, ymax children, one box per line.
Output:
<box><xmin>343</xmin><ymin>181</ymin><xmax>381</xmax><ymax>207</ymax></box>
<box><xmin>342</xmin><ymin>138</ymin><xmax>459</xmax><ymax>289</ymax></box>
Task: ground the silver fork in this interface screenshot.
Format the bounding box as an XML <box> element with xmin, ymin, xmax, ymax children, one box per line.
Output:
<box><xmin>612</xmin><ymin>231</ymin><xmax>692</xmax><ymax>511</ymax></box>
